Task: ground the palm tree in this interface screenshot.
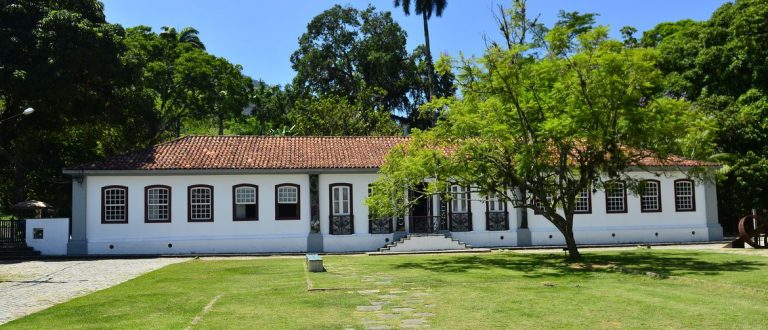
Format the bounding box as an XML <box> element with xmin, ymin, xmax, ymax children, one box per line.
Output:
<box><xmin>157</xmin><ymin>26</ymin><xmax>206</xmax><ymax>138</ymax></box>
<box><xmin>159</xmin><ymin>26</ymin><xmax>206</xmax><ymax>50</ymax></box>
<box><xmin>394</xmin><ymin>0</ymin><xmax>447</xmax><ymax>102</ymax></box>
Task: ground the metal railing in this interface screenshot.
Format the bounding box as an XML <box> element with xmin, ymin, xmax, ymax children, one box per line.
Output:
<box><xmin>486</xmin><ymin>211</ymin><xmax>509</xmax><ymax>231</ymax></box>
<box><xmin>329</xmin><ymin>215</ymin><xmax>354</xmax><ymax>235</ymax></box>
<box><xmin>408</xmin><ymin>215</ymin><xmax>447</xmax><ymax>234</ymax></box>
<box><xmin>0</xmin><ymin>219</ymin><xmax>26</xmax><ymax>243</ymax></box>
<box><xmin>369</xmin><ymin>217</ymin><xmax>394</xmax><ymax>234</ymax></box>
<box><xmin>449</xmin><ymin>212</ymin><xmax>473</xmax><ymax>232</ymax></box>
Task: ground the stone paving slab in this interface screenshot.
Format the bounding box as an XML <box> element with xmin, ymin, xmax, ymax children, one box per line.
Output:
<box><xmin>0</xmin><ymin>258</ymin><xmax>188</xmax><ymax>325</ymax></box>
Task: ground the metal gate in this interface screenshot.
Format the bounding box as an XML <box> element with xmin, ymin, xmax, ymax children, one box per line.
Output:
<box><xmin>0</xmin><ymin>220</ymin><xmax>26</xmax><ymax>243</ymax></box>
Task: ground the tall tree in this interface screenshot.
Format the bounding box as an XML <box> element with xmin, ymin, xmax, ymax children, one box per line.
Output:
<box><xmin>159</xmin><ymin>26</ymin><xmax>206</xmax><ymax>51</ymax></box>
<box><xmin>0</xmin><ymin>0</ymin><xmax>136</xmax><ymax>212</ymax></box>
<box><xmin>644</xmin><ymin>0</ymin><xmax>768</xmax><ymax>230</ymax></box>
<box><xmin>288</xmin><ymin>92</ymin><xmax>399</xmax><ymax>136</ymax></box>
<box><xmin>369</xmin><ymin>9</ymin><xmax>714</xmax><ymax>260</ymax></box>
<box><xmin>290</xmin><ymin>5</ymin><xmax>410</xmax><ymax>134</ymax></box>
<box><xmin>123</xmin><ymin>26</ymin><xmax>251</xmax><ymax>139</ymax></box>
<box><xmin>393</xmin><ymin>0</ymin><xmax>447</xmax><ymax>103</ymax></box>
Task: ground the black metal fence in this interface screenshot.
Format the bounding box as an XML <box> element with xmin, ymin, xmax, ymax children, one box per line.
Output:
<box><xmin>369</xmin><ymin>217</ymin><xmax>394</xmax><ymax>234</ymax></box>
<box><xmin>486</xmin><ymin>211</ymin><xmax>509</xmax><ymax>231</ymax></box>
<box><xmin>329</xmin><ymin>215</ymin><xmax>354</xmax><ymax>235</ymax></box>
<box><xmin>408</xmin><ymin>215</ymin><xmax>448</xmax><ymax>234</ymax></box>
<box><xmin>0</xmin><ymin>219</ymin><xmax>26</xmax><ymax>243</ymax></box>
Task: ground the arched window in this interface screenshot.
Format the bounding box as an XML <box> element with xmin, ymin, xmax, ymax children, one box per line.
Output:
<box><xmin>574</xmin><ymin>188</ymin><xmax>592</xmax><ymax>214</ymax></box>
<box><xmin>331</xmin><ymin>184</ymin><xmax>352</xmax><ymax>216</ymax></box>
<box><xmin>450</xmin><ymin>185</ymin><xmax>469</xmax><ymax>213</ymax></box>
<box><xmin>605</xmin><ymin>181</ymin><xmax>627</xmax><ymax>213</ymax></box>
<box><xmin>674</xmin><ymin>179</ymin><xmax>696</xmax><ymax>211</ymax></box>
<box><xmin>233</xmin><ymin>184</ymin><xmax>258</xmax><ymax>221</ymax></box>
<box><xmin>449</xmin><ymin>184</ymin><xmax>472</xmax><ymax>231</ymax></box>
<box><xmin>102</xmin><ymin>185</ymin><xmax>128</xmax><ymax>223</ymax></box>
<box><xmin>145</xmin><ymin>185</ymin><xmax>171</xmax><ymax>222</ymax></box>
<box><xmin>329</xmin><ymin>183</ymin><xmax>354</xmax><ymax>235</ymax></box>
<box><xmin>188</xmin><ymin>185</ymin><xmax>214</xmax><ymax>222</ymax></box>
<box><xmin>486</xmin><ymin>192</ymin><xmax>509</xmax><ymax>231</ymax></box>
<box><xmin>640</xmin><ymin>180</ymin><xmax>662</xmax><ymax>212</ymax></box>
<box><xmin>275</xmin><ymin>184</ymin><xmax>300</xmax><ymax>220</ymax></box>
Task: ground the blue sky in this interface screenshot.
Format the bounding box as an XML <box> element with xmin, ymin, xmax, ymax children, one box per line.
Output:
<box><xmin>102</xmin><ymin>0</ymin><xmax>730</xmax><ymax>86</ymax></box>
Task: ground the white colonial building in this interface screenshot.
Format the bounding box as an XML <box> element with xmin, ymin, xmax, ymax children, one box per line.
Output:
<box><xmin>61</xmin><ymin>136</ymin><xmax>723</xmax><ymax>255</ymax></box>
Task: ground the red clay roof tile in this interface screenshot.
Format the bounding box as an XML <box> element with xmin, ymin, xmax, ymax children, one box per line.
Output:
<box><xmin>70</xmin><ymin>136</ymin><xmax>410</xmax><ymax>171</ymax></box>
<box><xmin>67</xmin><ymin>135</ymin><xmax>716</xmax><ymax>171</ymax></box>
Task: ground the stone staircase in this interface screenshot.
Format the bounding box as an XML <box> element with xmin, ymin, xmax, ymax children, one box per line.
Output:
<box><xmin>377</xmin><ymin>234</ymin><xmax>472</xmax><ymax>253</ymax></box>
<box><xmin>0</xmin><ymin>242</ymin><xmax>41</xmax><ymax>258</ymax></box>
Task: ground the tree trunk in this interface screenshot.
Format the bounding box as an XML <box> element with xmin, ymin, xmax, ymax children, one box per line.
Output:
<box><xmin>562</xmin><ymin>222</ymin><xmax>581</xmax><ymax>260</ymax></box>
<box><xmin>175</xmin><ymin>119</ymin><xmax>181</xmax><ymax>138</ymax></box>
<box><xmin>218</xmin><ymin>113</ymin><xmax>224</xmax><ymax>135</ymax></box>
<box><xmin>422</xmin><ymin>12</ymin><xmax>436</xmax><ymax>104</ymax></box>
<box><xmin>13</xmin><ymin>156</ymin><xmax>25</xmax><ymax>204</ymax></box>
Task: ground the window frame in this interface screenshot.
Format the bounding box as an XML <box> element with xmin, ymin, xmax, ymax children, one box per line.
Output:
<box><xmin>144</xmin><ymin>185</ymin><xmax>171</xmax><ymax>223</ymax></box>
<box><xmin>101</xmin><ymin>185</ymin><xmax>128</xmax><ymax>224</ymax></box>
<box><xmin>187</xmin><ymin>184</ymin><xmax>214</xmax><ymax>222</ymax></box>
<box><xmin>573</xmin><ymin>188</ymin><xmax>592</xmax><ymax>214</ymax></box>
<box><xmin>604</xmin><ymin>180</ymin><xmax>628</xmax><ymax>214</ymax></box>
<box><xmin>640</xmin><ymin>180</ymin><xmax>662</xmax><ymax>213</ymax></box>
<box><xmin>275</xmin><ymin>183</ymin><xmax>301</xmax><ymax>220</ymax></box>
<box><xmin>329</xmin><ymin>183</ymin><xmax>353</xmax><ymax>216</ymax></box>
<box><xmin>485</xmin><ymin>192</ymin><xmax>509</xmax><ymax>231</ymax></box>
<box><xmin>232</xmin><ymin>184</ymin><xmax>258</xmax><ymax>221</ymax></box>
<box><xmin>486</xmin><ymin>192</ymin><xmax>506</xmax><ymax>213</ymax></box>
<box><xmin>674</xmin><ymin>179</ymin><xmax>696</xmax><ymax>212</ymax></box>
<box><xmin>450</xmin><ymin>184</ymin><xmax>470</xmax><ymax>214</ymax></box>
<box><xmin>532</xmin><ymin>194</ymin><xmax>552</xmax><ymax>215</ymax></box>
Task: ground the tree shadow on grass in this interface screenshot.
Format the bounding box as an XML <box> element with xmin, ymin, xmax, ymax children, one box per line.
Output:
<box><xmin>392</xmin><ymin>251</ymin><xmax>767</xmax><ymax>279</ymax></box>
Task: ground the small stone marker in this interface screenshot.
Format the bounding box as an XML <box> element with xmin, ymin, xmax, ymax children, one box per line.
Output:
<box><xmin>306</xmin><ymin>254</ymin><xmax>324</xmax><ymax>272</ymax></box>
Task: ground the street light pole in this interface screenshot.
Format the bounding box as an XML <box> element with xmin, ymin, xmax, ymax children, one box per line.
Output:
<box><xmin>0</xmin><ymin>107</ymin><xmax>35</xmax><ymax>124</ymax></box>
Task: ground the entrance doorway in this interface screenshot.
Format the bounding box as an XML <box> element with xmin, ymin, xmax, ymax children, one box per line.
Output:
<box><xmin>409</xmin><ymin>186</ymin><xmax>433</xmax><ymax>233</ymax></box>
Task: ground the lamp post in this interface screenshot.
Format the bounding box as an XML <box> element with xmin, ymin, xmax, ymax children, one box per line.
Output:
<box><xmin>0</xmin><ymin>107</ymin><xmax>35</xmax><ymax>124</ymax></box>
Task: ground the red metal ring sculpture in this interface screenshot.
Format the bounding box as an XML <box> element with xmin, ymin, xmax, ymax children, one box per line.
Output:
<box><xmin>738</xmin><ymin>214</ymin><xmax>768</xmax><ymax>249</ymax></box>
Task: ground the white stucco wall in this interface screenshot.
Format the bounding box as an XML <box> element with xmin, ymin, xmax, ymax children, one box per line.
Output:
<box><xmin>319</xmin><ymin>173</ymin><xmax>396</xmax><ymax>252</ymax></box>
<box><xmin>85</xmin><ymin>174</ymin><xmax>311</xmax><ymax>254</ymax></box>
<box><xmin>526</xmin><ymin>171</ymin><xmax>722</xmax><ymax>245</ymax></box>
<box><xmin>77</xmin><ymin>170</ymin><xmax>722</xmax><ymax>254</ymax></box>
<box><xmin>26</xmin><ymin>218</ymin><xmax>70</xmax><ymax>255</ymax></box>
<box><xmin>447</xmin><ymin>196</ymin><xmax>519</xmax><ymax>247</ymax></box>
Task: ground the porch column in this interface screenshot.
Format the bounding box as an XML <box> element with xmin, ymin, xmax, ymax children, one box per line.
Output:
<box><xmin>307</xmin><ymin>174</ymin><xmax>323</xmax><ymax>252</ymax></box>
<box><xmin>703</xmin><ymin>180</ymin><xmax>723</xmax><ymax>240</ymax></box>
<box><xmin>67</xmin><ymin>177</ymin><xmax>88</xmax><ymax>255</ymax></box>
<box><xmin>431</xmin><ymin>194</ymin><xmax>440</xmax><ymax>217</ymax></box>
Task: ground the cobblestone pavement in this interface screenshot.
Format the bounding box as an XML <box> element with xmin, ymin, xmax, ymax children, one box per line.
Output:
<box><xmin>0</xmin><ymin>258</ymin><xmax>189</xmax><ymax>325</ymax></box>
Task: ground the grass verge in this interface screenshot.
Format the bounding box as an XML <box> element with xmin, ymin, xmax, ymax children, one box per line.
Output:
<box><xmin>5</xmin><ymin>249</ymin><xmax>767</xmax><ymax>329</ymax></box>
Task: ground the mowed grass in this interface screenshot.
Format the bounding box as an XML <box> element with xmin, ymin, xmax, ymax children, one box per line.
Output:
<box><xmin>5</xmin><ymin>249</ymin><xmax>768</xmax><ymax>329</ymax></box>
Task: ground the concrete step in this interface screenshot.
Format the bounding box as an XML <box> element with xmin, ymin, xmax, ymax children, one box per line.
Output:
<box><xmin>0</xmin><ymin>244</ymin><xmax>41</xmax><ymax>257</ymax></box>
<box><xmin>378</xmin><ymin>234</ymin><xmax>472</xmax><ymax>253</ymax></box>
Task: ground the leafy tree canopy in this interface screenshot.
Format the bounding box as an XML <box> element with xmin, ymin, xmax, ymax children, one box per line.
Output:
<box><xmin>0</xmin><ymin>0</ymin><xmax>138</xmax><ymax>212</ymax></box>
<box><xmin>644</xmin><ymin>0</ymin><xmax>768</xmax><ymax>227</ymax></box>
<box><xmin>369</xmin><ymin>13</ymin><xmax>715</xmax><ymax>259</ymax></box>
<box><xmin>123</xmin><ymin>25</ymin><xmax>252</xmax><ymax>140</ymax></box>
<box><xmin>291</xmin><ymin>5</ymin><xmax>411</xmax><ymax>113</ymax></box>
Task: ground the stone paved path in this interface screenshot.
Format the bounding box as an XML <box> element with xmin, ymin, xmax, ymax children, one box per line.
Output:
<box><xmin>0</xmin><ymin>258</ymin><xmax>188</xmax><ymax>325</ymax></box>
<box><xmin>353</xmin><ymin>273</ymin><xmax>436</xmax><ymax>329</ymax></box>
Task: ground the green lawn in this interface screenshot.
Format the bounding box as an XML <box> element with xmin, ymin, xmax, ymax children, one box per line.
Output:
<box><xmin>5</xmin><ymin>249</ymin><xmax>768</xmax><ymax>329</ymax></box>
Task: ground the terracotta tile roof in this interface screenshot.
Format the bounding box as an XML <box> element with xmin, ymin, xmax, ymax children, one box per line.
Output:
<box><xmin>635</xmin><ymin>154</ymin><xmax>719</xmax><ymax>167</ymax></box>
<box><xmin>69</xmin><ymin>136</ymin><xmax>409</xmax><ymax>171</ymax></box>
<box><xmin>67</xmin><ymin>135</ymin><xmax>716</xmax><ymax>172</ymax></box>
